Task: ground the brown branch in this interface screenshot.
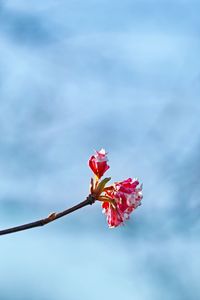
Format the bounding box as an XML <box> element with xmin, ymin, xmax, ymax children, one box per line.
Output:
<box><xmin>0</xmin><ymin>194</ymin><xmax>96</xmax><ymax>236</ymax></box>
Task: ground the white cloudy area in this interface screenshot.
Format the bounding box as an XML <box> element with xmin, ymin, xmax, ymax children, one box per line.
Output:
<box><xmin>0</xmin><ymin>0</ymin><xmax>200</xmax><ymax>299</ymax></box>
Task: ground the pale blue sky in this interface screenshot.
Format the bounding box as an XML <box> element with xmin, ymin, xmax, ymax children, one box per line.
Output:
<box><xmin>0</xmin><ymin>1</ymin><xmax>200</xmax><ymax>299</ymax></box>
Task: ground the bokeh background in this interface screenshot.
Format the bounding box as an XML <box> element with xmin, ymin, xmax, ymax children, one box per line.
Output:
<box><xmin>0</xmin><ymin>0</ymin><xmax>200</xmax><ymax>299</ymax></box>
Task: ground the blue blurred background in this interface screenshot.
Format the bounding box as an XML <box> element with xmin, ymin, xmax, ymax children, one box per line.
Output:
<box><xmin>0</xmin><ymin>0</ymin><xmax>200</xmax><ymax>299</ymax></box>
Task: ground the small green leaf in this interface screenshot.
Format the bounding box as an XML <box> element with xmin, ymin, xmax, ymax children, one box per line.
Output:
<box><xmin>95</xmin><ymin>177</ymin><xmax>111</xmax><ymax>197</ymax></box>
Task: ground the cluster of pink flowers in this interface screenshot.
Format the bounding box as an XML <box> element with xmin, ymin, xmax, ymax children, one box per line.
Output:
<box><xmin>88</xmin><ymin>149</ymin><xmax>143</xmax><ymax>228</ymax></box>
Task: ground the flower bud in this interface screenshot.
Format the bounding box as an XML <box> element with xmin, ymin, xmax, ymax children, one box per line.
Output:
<box><xmin>88</xmin><ymin>149</ymin><xmax>110</xmax><ymax>179</ymax></box>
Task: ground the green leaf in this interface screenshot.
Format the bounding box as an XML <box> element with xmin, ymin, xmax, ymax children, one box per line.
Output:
<box><xmin>95</xmin><ymin>177</ymin><xmax>111</xmax><ymax>197</ymax></box>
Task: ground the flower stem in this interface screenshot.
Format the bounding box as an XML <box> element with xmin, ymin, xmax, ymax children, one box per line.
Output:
<box><xmin>0</xmin><ymin>195</ymin><xmax>96</xmax><ymax>236</ymax></box>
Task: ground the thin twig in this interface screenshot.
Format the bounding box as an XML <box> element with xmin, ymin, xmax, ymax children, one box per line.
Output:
<box><xmin>0</xmin><ymin>195</ymin><xmax>96</xmax><ymax>236</ymax></box>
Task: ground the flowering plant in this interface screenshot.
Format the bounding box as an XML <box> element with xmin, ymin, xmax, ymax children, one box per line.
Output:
<box><xmin>0</xmin><ymin>148</ymin><xmax>143</xmax><ymax>236</ymax></box>
<box><xmin>89</xmin><ymin>149</ymin><xmax>143</xmax><ymax>227</ymax></box>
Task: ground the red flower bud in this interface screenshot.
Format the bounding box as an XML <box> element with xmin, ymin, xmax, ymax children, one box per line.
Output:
<box><xmin>88</xmin><ymin>149</ymin><xmax>110</xmax><ymax>179</ymax></box>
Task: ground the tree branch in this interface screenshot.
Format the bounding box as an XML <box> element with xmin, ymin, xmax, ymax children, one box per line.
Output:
<box><xmin>0</xmin><ymin>194</ymin><xmax>96</xmax><ymax>236</ymax></box>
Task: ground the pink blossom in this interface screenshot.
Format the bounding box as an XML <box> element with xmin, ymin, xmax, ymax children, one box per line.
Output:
<box><xmin>102</xmin><ymin>178</ymin><xmax>143</xmax><ymax>228</ymax></box>
<box><xmin>89</xmin><ymin>149</ymin><xmax>110</xmax><ymax>179</ymax></box>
